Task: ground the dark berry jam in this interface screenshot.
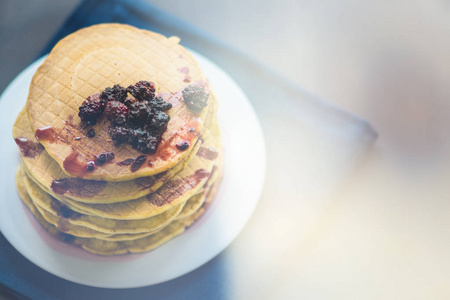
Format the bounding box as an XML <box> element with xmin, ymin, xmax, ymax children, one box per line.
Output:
<box><xmin>95</xmin><ymin>152</ymin><xmax>115</xmax><ymax>166</ymax></box>
<box><xmin>63</xmin><ymin>152</ymin><xmax>88</xmax><ymax>176</ymax></box>
<box><xmin>35</xmin><ymin>126</ymin><xmax>57</xmax><ymax>142</ymax></box>
<box><xmin>195</xmin><ymin>169</ymin><xmax>210</xmax><ymax>180</ymax></box>
<box><xmin>131</xmin><ymin>155</ymin><xmax>147</xmax><ymax>172</ymax></box>
<box><xmin>51</xmin><ymin>179</ymin><xmax>69</xmax><ymax>195</ymax></box>
<box><xmin>117</xmin><ymin>158</ymin><xmax>135</xmax><ymax>166</ymax></box>
<box><xmin>51</xmin><ymin>178</ymin><xmax>107</xmax><ymax>197</ymax></box>
<box><xmin>197</xmin><ymin>146</ymin><xmax>219</xmax><ymax>160</ymax></box>
<box><xmin>14</xmin><ymin>137</ymin><xmax>44</xmax><ymax>158</ymax></box>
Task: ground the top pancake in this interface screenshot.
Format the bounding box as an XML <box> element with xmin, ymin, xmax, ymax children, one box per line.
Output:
<box><xmin>26</xmin><ymin>24</ymin><xmax>211</xmax><ymax>181</ymax></box>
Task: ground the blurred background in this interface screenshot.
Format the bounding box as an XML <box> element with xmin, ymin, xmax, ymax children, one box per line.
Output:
<box><xmin>1</xmin><ymin>0</ymin><xmax>449</xmax><ymax>299</ymax></box>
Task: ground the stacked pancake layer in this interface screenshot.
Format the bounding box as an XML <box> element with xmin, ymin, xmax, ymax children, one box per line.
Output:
<box><xmin>13</xmin><ymin>24</ymin><xmax>222</xmax><ymax>256</ymax></box>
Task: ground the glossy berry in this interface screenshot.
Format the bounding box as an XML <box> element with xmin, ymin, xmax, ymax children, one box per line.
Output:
<box><xmin>127</xmin><ymin>81</ymin><xmax>155</xmax><ymax>101</ymax></box>
<box><xmin>176</xmin><ymin>140</ymin><xmax>190</xmax><ymax>151</ymax></box>
<box><xmin>86</xmin><ymin>129</ymin><xmax>95</xmax><ymax>138</ymax></box>
<box><xmin>95</xmin><ymin>152</ymin><xmax>115</xmax><ymax>166</ymax></box>
<box><xmin>78</xmin><ymin>80</ymin><xmax>173</xmax><ymax>155</ymax></box>
<box><xmin>109</xmin><ymin>126</ymin><xmax>129</xmax><ymax>146</ymax></box>
<box><xmin>78</xmin><ymin>94</ymin><xmax>105</xmax><ymax>125</ymax></box>
<box><xmin>182</xmin><ymin>85</ymin><xmax>209</xmax><ymax>113</ymax></box>
<box><xmin>100</xmin><ymin>84</ymin><xmax>127</xmax><ymax>103</ymax></box>
<box><xmin>131</xmin><ymin>155</ymin><xmax>147</xmax><ymax>172</ymax></box>
<box><xmin>104</xmin><ymin>101</ymin><xmax>129</xmax><ymax>126</ymax></box>
<box><xmin>128</xmin><ymin>101</ymin><xmax>151</xmax><ymax>126</ymax></box>
<box><xmin>149</xmin><ymin>111</ymin><xmax>170</xmax><ymax>135</ymax></box>
<box><xmin>123</xmin><ymin>97</ymin><xmax>136</xmax><ymax>108</ymax></box>
<box><xmin>152</xmin><ymin>96</ymin><xmax>172</xmax><ymax>111</ymax></box>
<box><xmin>86</xmin><ymin>161</ymin><xmax>95</xmax><ymax>172</ymax></box>
<box><xmin>129</xmin><ymin>128</ymin><xmax>159</xmax><ymax>153</ymax></box>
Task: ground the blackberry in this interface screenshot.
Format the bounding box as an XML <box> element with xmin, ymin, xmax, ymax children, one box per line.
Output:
<box><xmin>104</xmin><ymin>101</ymin><xmax>129</xmax><ymax>126</ymax></box>
<box><xmin>78</xmin><ymin>81</ymin><xmax>174</xmax><ymax>155</ymax></box>
<box><xmin>86</xmin><ymin>161</ymin><xmax>95</xmax><ymax>172</ymax></box>
<box><xmin>182</xmin><ymin>85</ymin><xmax>209</xmax><ymax>113</ymax></box>
<box><xmin>123</xmin><ymin>97</ymin><xmax>136</xmax><ymax>108</ymax></box>
<box><xmin>149</xmin><ymin>110</ymin><xmax>170</xmax><ymax>135</ymax></box>
<box><xmin>152</xmin><ymin>96</ymin><xmax>172</xmax><ymax>111</ymax></box>
<box><xmin>117</xmin><ymin>158</ymin><xmax>135</xmax><ymax>166</ymax></box>
<box><xmin>138</xmin><ymin>137</ymin><xmax>159</xmax><ymax>154</ymax></box>
<box><xmin>127</xmin><ymin>81</ymin><xmax>155</xmax><ymax>101</ymax></box>
<box><xmin>87</xmin><ymin>129</ymin><xmax>95</xmax><ymax>138</ymax></box>
<box><xmin>131</xmin><ymin>155</ymin><xmax>147</xmax><ymax>172</ymax></box>
<box><xmin>109</xmin><ymin>126</ymin><xmax>129</xmax><ymax>146</ymax></box>
<box><xmin>176</xmin><ymin>140</ymin><xmax>190</xmax><ymax>151</ymax></box>
<box><xmin>128</xmin><ymin>101</ymin><xmax>151</xmax><ymax>127</ymax></box>
<box><xmin>128</xmin><ymin>127</ymin><xmax>148</xmax><ymax>145</ymax></box>
<box><xmin>78</xmin><ymin>94</ymin><xmax>105</xmax><ymax>125</ymax></box>
<box><xmin>95</xmin><ymin>152</ymin><xmax>115</xmax><ymax>166</ymax></box>
<box><xmin>129</xmin><ymin>128</ymin><xmax>159</xmax><ymax>153</ymax></box>
<box><xmin>100</xmin><ymin>84</ymin><xmax>127</xmax><ymax>103</ymax></box>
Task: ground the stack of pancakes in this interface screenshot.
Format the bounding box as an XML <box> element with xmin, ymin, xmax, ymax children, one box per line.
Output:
<box><xmin>13</xmin><ymin>24</ymin><xmax>222</xmax><ymax>255</ymax></box>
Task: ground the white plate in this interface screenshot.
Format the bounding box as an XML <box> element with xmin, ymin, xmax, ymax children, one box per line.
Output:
<box><xmin>0</xmin><ymin>49</ymin><xmax>266</xmax><ymax>288</ymax></box>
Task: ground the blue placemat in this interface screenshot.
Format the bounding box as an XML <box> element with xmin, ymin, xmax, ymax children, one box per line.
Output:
<box><xmin>1</xmin><ymin>0</ymin><xmax>376</xmax><ymax>299</ymax></box>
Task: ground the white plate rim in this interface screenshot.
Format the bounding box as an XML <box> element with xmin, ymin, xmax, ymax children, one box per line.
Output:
<box><xmin>0</xmin><ymin>49</ymin><xmax>266</xmax><ymax>288</ymax></box>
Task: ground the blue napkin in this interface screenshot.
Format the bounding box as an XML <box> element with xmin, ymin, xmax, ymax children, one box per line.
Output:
<box><xmin>1</xmin><ymin>0</ymin><xmax>376</xmax><ymax>299</ymax></box>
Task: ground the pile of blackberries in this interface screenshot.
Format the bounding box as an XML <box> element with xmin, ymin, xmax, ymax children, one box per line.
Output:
<box><xmin>78</xmin><ymin>81</ymin><xmax>172</xmax><ymax>154</ymax></box>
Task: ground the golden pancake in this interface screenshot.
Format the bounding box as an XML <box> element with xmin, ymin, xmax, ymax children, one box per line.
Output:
<box><xmin>16</xmin><ymin>168</ymin><xmax>58</xmax><ymax>236</ymax></box>
<box><xmin>24</xmin><ymin>119</ymin><xmax>221</xmax><ymax>220</ymax></box>
<box><xmin>15</xmin><ymin>109</ymin><xmax>198</xmax><ymax>203</ymax></box>
<box><xmin>18</xmin><ymin>167</ymin><xmax>177</xmax><ymax>242</ymax></box>
<box><xmin>175</xmin><ymin>154</ymin><xmax>222</xmax><ymax>219</ymax></box>
<box><xmin>15</xmin><ymin>89</ymin><xmax>218</xmax><ymax>203</ymax></box>
<box><xmin>14</xmin><ymin>24</ymin><xmax>224</xmax><ymax>255</ymax></box>
<box><xmin>76</xmin><ymin>171</ymin><xmax>221</xmax><ymax>255</ymax></box>
<box><xmin>22</xmin><ymin>169</ymin><xmax>185</xmax><ymax>235</ymax></box>
<box><xmin>16</xmin><ymin>166</ymin><xmax>222</xmax><ymax>255</ymax></box>
<box><xmin>26</xmin><ymin>24</ymin><xmax>212</xmax><ymax>181</ymax></box>
<box><xmin>14</xmin><ymin>110</ymin><xmax>200</xmax><ymax>204</ymax></box>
